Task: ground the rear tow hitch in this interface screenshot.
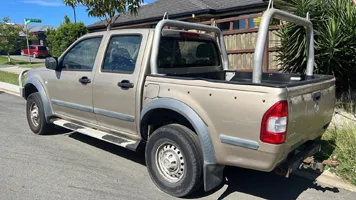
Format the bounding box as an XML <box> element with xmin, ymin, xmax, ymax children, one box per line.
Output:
<box><xmin>274</xmin><ymin>142</ymin><xmax>339</xmax><ymax>178</ymax></box>
<box><xmin>299</xmin><ymin>155</ymin><xmax>339</xmax><ymax>172</ymax></box>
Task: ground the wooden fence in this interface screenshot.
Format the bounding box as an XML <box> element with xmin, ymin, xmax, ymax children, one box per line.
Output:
<box><xmin>200</xmin><ymin>13</ymin><xmax>281</xmax><ymax>72</ymax></box>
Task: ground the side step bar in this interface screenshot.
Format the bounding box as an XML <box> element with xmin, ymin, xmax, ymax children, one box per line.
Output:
<box><xmin>52</xmin><ymin>119</ymin><xmax>141</xmax><ymax>151</ymax></box>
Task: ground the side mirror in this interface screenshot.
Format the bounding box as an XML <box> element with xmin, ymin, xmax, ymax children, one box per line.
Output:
<box><xmin>45</xmin><ymin>57</ymin><xmax>60</xmax><ymax>71</ymax></box>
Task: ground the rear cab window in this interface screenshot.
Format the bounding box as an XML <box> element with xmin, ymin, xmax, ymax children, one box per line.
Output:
<box><xmin>157</xmin><ymin>32</ymin><xmax>221</xmax><ymax>73</ymax></box>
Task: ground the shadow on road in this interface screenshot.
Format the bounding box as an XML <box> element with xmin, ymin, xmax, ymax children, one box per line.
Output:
<box><xmin>190</xmin><ymin>166</ymin><xmax>339</xmax><ymax>199</ymax></box>
<box><xmin>69</xmin><ymin>132</ymin><xmax>146</xmax><ymax>165</ymax></box>
<box><xmin>43</xmin><ymin>126</ymin><xmax>74</xmax><ymax>136</ymax></box>
<box><xmin>67</xmin><ymin>132</ymin><xmax>340</xmax><ymax>200</ymax></box>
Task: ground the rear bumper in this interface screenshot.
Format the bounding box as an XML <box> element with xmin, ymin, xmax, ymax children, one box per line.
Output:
<box><xmin>216</xmin><ymin>135</ymin><xmax>322</xmax><ymax>172</ymax></box>
<box><xmin>276</xmin><ymin>141</ymin><xmax>321</xmax><ymax>176</ymax></box>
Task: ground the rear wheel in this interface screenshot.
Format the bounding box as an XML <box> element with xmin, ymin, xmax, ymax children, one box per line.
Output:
<box><xmin>32</xmin><ymin>53</ymin><xmax>37</xmax><ymax>58</ymax></box>
<box><xmin>145</xmin><ymin>124</ymin><xmax>203</xmax><ymax>197</ymax></box>
<box><xmin>26</xmin><ymin>92</ymin><xmax>54</xmax><ymax>135</ymax></box>
<box><xmin>21</xmin><ymin>50</ymin><xmax>24</xmax><ymax>56</ymax></box>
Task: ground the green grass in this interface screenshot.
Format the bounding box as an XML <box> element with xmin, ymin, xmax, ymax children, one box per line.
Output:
<box><xmin>18</xmin><ymin>63</ymin><xmax>44</xmax><ymax>69</ymax></box>
<box><xmin>336</xmin><ymin>100</ymin><xmax>356</xmax><ymax>114</ymax></box>
<box><xmin>0</xmin><ymin>71</ymin><xmax>20</xmax><ymax>85</ymax></box>
<box><xmin>319</xmin><ymin>124</ymin><xmax>356</xmax><ymax>185</ymax></box>
<box><xmin>0</xmin><ymin>56</ymin><xmax>30</xmax><ymax>65</ymax></box>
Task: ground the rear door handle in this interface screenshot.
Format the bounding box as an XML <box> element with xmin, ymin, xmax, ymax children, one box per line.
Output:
<box><xmin>118</xmin><ymin>80</ymin><xmax>134</xmax><ymax>89</ymax></box>
<box><xmin>79</xmin><ymin>76</ymin><xmax>91</xmax><ymax>84</ymax></box>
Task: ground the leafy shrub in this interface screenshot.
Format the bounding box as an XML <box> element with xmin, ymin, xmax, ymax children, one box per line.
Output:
<box><xmin>276</xmin><ymin>0</ymin><xmax>356</xmax><ymax>93</ymax></box>
<box><xmin>321</xmin><ymin>123</ymin><xmax>356</xmax><ymax>185</ymax></box>
<box><xmin>46</xmin><ymin>15</ymin><xmax>87</xmax><ymax>57</ymax></box>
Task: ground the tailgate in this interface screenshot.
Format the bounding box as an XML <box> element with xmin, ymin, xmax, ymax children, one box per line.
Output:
<box><xmin>285</xmin><ymin>77</ymin><xmax>335</xmax><ymax>150</ymax></box>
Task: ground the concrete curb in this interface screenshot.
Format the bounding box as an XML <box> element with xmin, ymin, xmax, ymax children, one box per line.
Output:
<box><xmin>0</xmin><ymin>81</ymin><xmax>355</xmax><ymax>192</ymax></box>
<box><xmin>293</xmin><ymin>169</ymin><xmax>356</xmax><ymax>192</ymax></box>
<box><xmin>0</xmin><ymin>82</ymin><xmax>20</xmax><ymax>96</ymax></box>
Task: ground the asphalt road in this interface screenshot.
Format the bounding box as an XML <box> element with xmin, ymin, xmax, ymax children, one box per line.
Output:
<box><xmin>1</xmin><ymin>92</ymin><xmax>355</xmax><ymax>200</ymax></box>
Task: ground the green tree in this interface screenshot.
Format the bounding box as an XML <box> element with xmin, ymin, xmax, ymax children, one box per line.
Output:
<box><xmin>0</xmin><ymin>17</ymin><xmax>23</xmax><ymax>62</ymax></box>
<box><xmin>63</xmin><ymin>0</ymin><xmax>77</xmax><ymax>23</ymax></box>
<box><xmin>63</xmin><ymin>0</ymin><xmax>143</xmax><ymax>31</ymax></box>
<box><xmin>46</xmin><ymin>16</ymin><xmax>87</xmax><ymax>57</ymax></box>
<box><xmin>276</xmin><ymin>0</ymin><xmax>356</xmax><ymax>93</ymax></box>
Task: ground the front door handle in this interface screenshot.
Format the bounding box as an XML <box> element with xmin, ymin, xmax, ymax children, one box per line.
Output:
<box><xmin>118</xmin><ymin>80</ymin><xmax>134</xmax><ymax>89</ymax></box>
<box><xmin>79</xmin><ymin>76</ymin><xmax>91</xmax><ymax>84</ymax></box>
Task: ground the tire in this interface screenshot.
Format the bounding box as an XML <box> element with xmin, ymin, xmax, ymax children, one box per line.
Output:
<box><xmin>32</xmin><ymin>53</ymin><xmax>37</xmax><ymax>58</ymax></box>
<box><xmin>26</xmin><ymin>92</ymin><xmax>54</xmax><ymax>135</ymax></box>
<box><xmin>145</xmin><ymin>124</ymin><xmax>203</xmax><ymax>197</ymax></box>
<box><xmin>21</xmin><ymin>50</ymin><xmax>24</xmax><ymax>56</ymax></box>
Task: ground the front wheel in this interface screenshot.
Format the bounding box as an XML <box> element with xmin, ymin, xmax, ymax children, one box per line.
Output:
<box><xmin>32</xmin><ymin>53</ymin><xmax>37</xmax><ymax>58</ymax></box>
<box><xmin>145</xmin><ymin>124</ymin><xmax>203</xmax><ymax>197</ymax></box>
<box><xmin>26</xmin><ymin>92</ymin><xmax>54</xmax><ymax>135</ymax></box>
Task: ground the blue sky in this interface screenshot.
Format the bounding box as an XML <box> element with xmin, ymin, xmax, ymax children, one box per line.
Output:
<box><xmin>0</xmin><ymin>0</ymin><xmax>156</xmax><ymax>27</ymax></box>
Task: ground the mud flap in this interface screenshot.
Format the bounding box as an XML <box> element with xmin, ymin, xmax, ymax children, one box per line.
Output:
<box><xmin>204</xmin><ymin>163</ymin><xmax>225</xmax><ymax>191</ymax></box>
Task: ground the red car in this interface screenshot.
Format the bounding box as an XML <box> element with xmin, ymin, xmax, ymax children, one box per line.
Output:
<box><xmin>21</xmin><ymin>45</ymin><xmax>49</xmax><ymax>58</ymax></box>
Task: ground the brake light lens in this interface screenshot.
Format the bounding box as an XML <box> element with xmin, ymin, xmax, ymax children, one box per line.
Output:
<box><xmin>179</xmin><ymin>32</ymin><xmax>200</xmax><ymax>38</ymax></box>
<box><xmin>260</xmin><ymin>101</ymin><xmax>288</xmax><ymax>144</ymax></box>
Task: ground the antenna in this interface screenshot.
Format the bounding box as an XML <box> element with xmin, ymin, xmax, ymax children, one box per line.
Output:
<box><xmin>267</xmin><ymin>0</ymin><xmax>274</xmax><ymax>10</ymax></box>
<box><xmin>162</xmin><ymin>12</ymin><xmax>169</xmax><ymax>20</ymax></box>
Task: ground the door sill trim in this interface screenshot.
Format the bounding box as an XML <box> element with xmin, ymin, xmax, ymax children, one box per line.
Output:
<box><xmin>51</xmin><ymin>118</ymin><xmax>142</xmax><ymax>151</ymax></box>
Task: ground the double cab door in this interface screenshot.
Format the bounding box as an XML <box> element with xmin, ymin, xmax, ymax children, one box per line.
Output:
<box><xmin>47</xmin><ymin>30</ymin><xmax>150</xmax><ymax>137</ymax></box>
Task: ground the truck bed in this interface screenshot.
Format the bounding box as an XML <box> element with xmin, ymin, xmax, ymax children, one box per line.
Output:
<box><xmin>167</xmin><ymin>71</ymin><xmax>334</xmax><ymax>88</ymax></box>
<box><xmin>157</xmin><ymin>70</ymin><xmax>335</xmax><ymax>158</ymax></box>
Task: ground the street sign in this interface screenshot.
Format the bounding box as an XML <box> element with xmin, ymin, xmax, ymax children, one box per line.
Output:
<box><xmin>24</xmin><ymin>18</ymin><xmax>42</xmax><ymax>64</ymax></box>
<box><xmin>25</xmin><ymin>18</ymin><xmax>42</xmax><ymax>25</ymax></box>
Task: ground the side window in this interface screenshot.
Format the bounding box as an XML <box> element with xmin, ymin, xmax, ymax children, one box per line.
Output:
<box><xmin>30</xmin><ymin>46</ymin><xmax>36</xmax><ymax>50</ymax></box>
<box><xmin>61</xmin><ymin>37</ymin><xmax>102</xmax><ymax>71</ymax></box>
<box><xmin>102</xmin><ymin>35</ymin><xmax>142</xmax><ymax>73</ymax></box>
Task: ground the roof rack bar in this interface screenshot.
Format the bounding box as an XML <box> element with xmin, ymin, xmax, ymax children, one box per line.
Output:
<box><xmin>253</xmin><ymin>8</ymin><xmax>315</xmax><ymax>83</ymax></box>
<box><xmin>162</xmin><ymin>12</ymin><xmax>169</xmax><ymax>20</ymax></box>
<box><xmin>267</xmin><ymin>0</ymin><xmax>274</xmax><ymax>10</ymax></box>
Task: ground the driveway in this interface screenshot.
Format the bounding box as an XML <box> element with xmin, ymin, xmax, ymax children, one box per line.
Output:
<box><xmin>11</xmin><ymin>55</ymin><xmax>45</xmax><ymax>63</ymax></box>
<box><xmin>0</xmin><ymin>92</ymin><xmax>355</xmax><ymax>200</ymax></box>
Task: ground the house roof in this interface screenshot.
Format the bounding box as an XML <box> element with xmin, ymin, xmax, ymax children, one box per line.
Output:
<box><xmin>19</xmin><ymin>25</ymin><xmax>56</xmax><ymax>37</ymax></box>
<box><xmin>25</xmin><ymin>25</ymin><xmax>55</xmax><ymax>32</ymax></box>
<box><xmin>88</xmin><ymin>0</ymin><xmax>267</xmax><ymax>30</ymax></box>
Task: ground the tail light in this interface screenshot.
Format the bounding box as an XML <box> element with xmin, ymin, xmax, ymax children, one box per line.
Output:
<box><xmin>260</xmin><ymin>100</ymin><xmax>288</xmax><ymax>144</ymax></box>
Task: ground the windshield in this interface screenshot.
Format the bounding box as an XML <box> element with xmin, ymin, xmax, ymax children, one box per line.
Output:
<box><xmin>158</xmin><ymin>36</ymin><xmax>220</xmax><ymax>69</ymax></box>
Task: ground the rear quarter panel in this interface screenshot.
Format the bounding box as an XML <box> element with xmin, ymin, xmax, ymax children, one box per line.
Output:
<box><xmin>143</xmin><ymin>76</ymin><xmax>289</xmax><ymax>171</ymax></box>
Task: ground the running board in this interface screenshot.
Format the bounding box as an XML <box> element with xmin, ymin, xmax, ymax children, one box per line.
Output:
<box><xmin>52</xmin><ymin>119</ymin><xmax>141</xmax><ymax>151</ymax></box>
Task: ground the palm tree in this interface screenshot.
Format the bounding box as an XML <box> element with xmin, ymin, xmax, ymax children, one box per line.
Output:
<box><xmin>63</xmin><ymin>0</ymin><xmax>77</xmax><ymax>23</ymax></box>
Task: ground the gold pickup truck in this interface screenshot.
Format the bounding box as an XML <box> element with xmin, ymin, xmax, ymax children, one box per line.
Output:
<box><xmin>19</xmin><ymin>7</ymin><xmax>335</xmax><ymax>197</ymax></box>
